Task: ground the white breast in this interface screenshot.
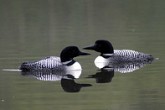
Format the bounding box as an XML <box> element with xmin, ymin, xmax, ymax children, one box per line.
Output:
<box><xmin>94</xmin><ymin>56</ymin><xmax>109</xmax><ymax>69</ymax></box>
<box><xmin>65</xmin><ymin>62</ymin><xmax>82</xmax><ymax>71</ymax></box>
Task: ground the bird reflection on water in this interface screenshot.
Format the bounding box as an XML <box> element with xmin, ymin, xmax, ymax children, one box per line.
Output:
<box><xmin>87</xmin><ymin>67</ymin><xmax>114</xmax><ymax>83</ymax></box>
<box><xmin>61</xmin><ymin>74</ymin><xmax>92</xmax><ymax>92</ymax></box>
<box><xmin>21</xmin><ymin>69</ymin><xmax>92</xmax><ymax>93</ymax></box>
<box><xmin>95</xmin><ymin>60</ymin><xmax>153</xmax><ymax>73</ymax></box>
<box><xmin>87</xmin><ymin>60</ymin><xmax>155</xmax><ymax>83</ymax></box>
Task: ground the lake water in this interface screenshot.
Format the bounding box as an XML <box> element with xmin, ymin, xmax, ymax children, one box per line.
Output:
<box><xmin>0</xmin><ymin>0</ymin><xmax>165</xmax><ymax>110</ymax></box>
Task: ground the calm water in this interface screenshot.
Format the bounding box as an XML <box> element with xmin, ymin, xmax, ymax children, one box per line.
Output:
<box><xmin>0</xmin><ymin>0</ymin><xmax>165</xmax><ymax>110</ymax></box>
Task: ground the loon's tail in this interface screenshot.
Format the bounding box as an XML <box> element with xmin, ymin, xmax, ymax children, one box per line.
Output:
<box><xmin>19</xmin><ymin>62</ymin><xmax>31</xmax><ymax>72</ymax></box>
<box><xmin>150</xmin><ymin>55</ymin><xmax>159</xmax><ymax>62</ymax></box>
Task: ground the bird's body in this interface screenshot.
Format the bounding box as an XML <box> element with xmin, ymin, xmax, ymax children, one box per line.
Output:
<box><xmin>84</xmin><ymin>40</ymin><xmax>155</xmax><ymax>67</ymax></box>
<box><xmin>20</xmin><ymin>46</ymin><xmax>89</xmax><ymax>72</ymax></box>
<box><xmin>94</xmin><ymin>49</ymin><xmax>154</xmax><ymax>64</ymax></box>
<box><xmin>20</xmin><ymin>56</ymin><xmax>64</xmax><ymax>71</ymax></box>
<box><xmin>113</xmin><ymin>49</ymin><xmax>154</xmax><ymax>62</ymax></box>
<box><xmin>20</xmin><ymin>56</ymin><xmax>82</xmax><ymax>71</ymax></box>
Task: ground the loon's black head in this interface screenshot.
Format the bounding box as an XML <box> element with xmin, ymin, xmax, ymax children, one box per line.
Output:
<box><xmin>60</xmin><ymin>46</ymin><xmax>90</xmax><ymax>63</ymax></box>
<box><xmin>83</xmin><ymin>40</ymin><xmax>114</xmax><ymax>56</ymax></box>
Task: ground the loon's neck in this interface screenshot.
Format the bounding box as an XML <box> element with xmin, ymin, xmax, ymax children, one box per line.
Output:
<box><xmin>62</xmin><ymin>60</ymin><xmax>76</xmax><ymax>66</ymax></box>
<box><xmin>101</xmin><ymin>53</ymin><xmax>114</xmax><ymax>58</ymax></box>
<box><xmin>63</xmin><ymin>61</ymin><xmax>82</xmax><ymax>71</ymax></box>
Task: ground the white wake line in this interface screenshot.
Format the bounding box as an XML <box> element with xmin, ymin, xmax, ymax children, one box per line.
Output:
<box><xmin>2</xmin><ymin>69</ymin><xmax>21</xmax><ymax>72</ymax></box>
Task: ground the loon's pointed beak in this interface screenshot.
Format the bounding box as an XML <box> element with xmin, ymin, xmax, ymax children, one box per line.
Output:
<box><xmin>83</xmin><ymin>45</ymin><xmax>95</xmax><ymax>50</ymax></box>
<box><xmin>79</xmin><ymin>51</ymin><xmax>90</xmax><ymax>56</ymax></box>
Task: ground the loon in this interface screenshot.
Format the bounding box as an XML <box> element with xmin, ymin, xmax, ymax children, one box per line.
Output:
<box><xmin>83</xmin><ymin>40</ymin><xmax>155</xmax><ymax>64</ymax></box>
<box><xmin>20</xmin><ymin>46</ymin><xmax>90</xmax><ymax>72</ymax></box>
